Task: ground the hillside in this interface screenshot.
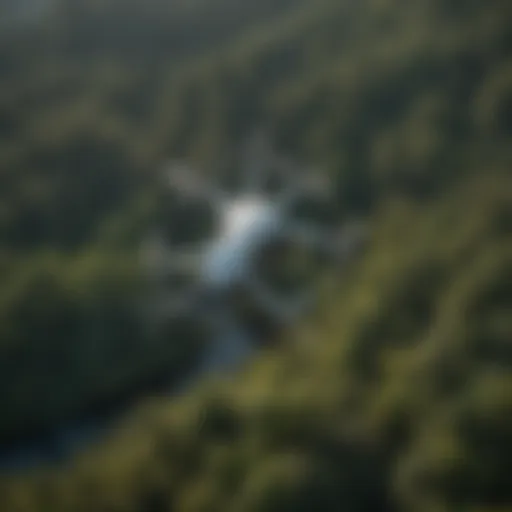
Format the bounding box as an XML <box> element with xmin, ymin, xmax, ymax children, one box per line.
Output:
<box><xmin>1</xmin><ymin>169</ymin><xmax>510</xmax><ymax>511</ymax></box>
<box><xmin>0</xmin><ymin>0</ymin><xmax>511</xmax><ymax>510</ymax></box>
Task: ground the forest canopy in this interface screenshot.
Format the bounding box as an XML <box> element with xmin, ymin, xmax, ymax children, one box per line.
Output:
<box><xmin>0</xmin><ymin>0</ymin><xmax>511</xmax><ymax>510</ymax></box>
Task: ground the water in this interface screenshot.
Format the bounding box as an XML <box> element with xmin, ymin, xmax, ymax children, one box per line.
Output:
<box><xmin>0</xmin><ymin>196</ymin><xmax>286</xmax><ymax>473</ymax></box>
<box><xmin>0</xmin><ymin>322</ymin><xmax>256</xmax><ymax>474</ymax></box>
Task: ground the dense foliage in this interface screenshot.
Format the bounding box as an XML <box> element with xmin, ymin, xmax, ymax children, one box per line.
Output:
<box><xmin>0</xmin><ymin>0</ymin><xmax>511</xmax><ymax>510</ymax></box>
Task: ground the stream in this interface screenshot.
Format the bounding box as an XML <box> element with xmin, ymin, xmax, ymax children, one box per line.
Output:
<box><xmin>0</xmin><ymin>322</ymin><xmax>256</xmax><ymax>474</ymax></box>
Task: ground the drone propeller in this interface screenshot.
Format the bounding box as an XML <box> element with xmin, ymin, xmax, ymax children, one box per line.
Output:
<box><xmin>284</xmin><ymin>217</ymin><xmax>368</xmax><ymax>269</ymax></box>
<box><xmin>241</xmin><ymin>130</ymin><xmax>275</xmax><ymax>193</ymax></box>
<box><xmin>166</xmin><ymin>161</ymin><xmax>227</xmax><ymax>209</ymax></box>
<box><xmin>141</xmin><ymin>233</ymin><xmax>204</xmax><ymax>279</ymax></box>
<box><xmin>277</xmin><ymin>169</ymin><xmax>333</xmax><ymax>214</ymax></box>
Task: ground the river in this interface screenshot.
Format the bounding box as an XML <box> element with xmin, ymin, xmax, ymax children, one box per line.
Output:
<box><xmin>0</xmin><ymin>320</ymin><xmax>256</xmax><ymax>474</ymax></box>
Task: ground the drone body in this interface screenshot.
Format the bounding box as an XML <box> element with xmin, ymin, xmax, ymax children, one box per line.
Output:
<box><xmin>200</xmin><ymin>196</ymin><xmax>284</xmax><ymax>290</ymax></box>
<box><xmin>142</xmin><ymin>134</ymin><xmax>366</xmax><ymax>347</ymax></box>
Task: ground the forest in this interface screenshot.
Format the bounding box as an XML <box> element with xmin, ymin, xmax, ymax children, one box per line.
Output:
<box><xmin>0</xmin><ymin>0</ymin><xmax>511</xmax><ymax>510</ymax></box>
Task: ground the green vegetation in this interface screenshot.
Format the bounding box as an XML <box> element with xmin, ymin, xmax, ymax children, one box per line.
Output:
<box><xmin>0</xmin><ymin>0</ymin><xmax>511</xmax><ymax>510</ymax></box>
<box><xmin>1</xmin><ymin>170</ymin><xmax>510</xmax><ymax>511</ymax></box>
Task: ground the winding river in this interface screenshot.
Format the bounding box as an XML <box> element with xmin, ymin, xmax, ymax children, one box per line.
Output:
<box><xmin>0</xmin><ymin>321</ymin><xmax>257</xmax><ymax>473</ymax></box>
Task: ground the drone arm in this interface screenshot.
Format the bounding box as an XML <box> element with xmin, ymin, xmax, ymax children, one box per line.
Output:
<box><xmin>277</xmin><ymin>170</ymin><xmax>332</xmax><ymax>213</ymax></box>
<box><xmin>286</xmin><ymin>223</ymin><xmax>333</xmax><ymax>257</ymax></box>
<box><xmin>142</xmin><ymin>238</ymin><xmax>203</xmax><ymax>279</ymax></box>
<box><xmin>167</xmin><ymin>163</ymin><xmax>227</xmax><ymax>208</ymax></box>
<box><xmin>163</xmin><ymin>249</ymin><xmax>203</xmax><ymax>275</ymax></box>
<box><xmin>242</xmin><ymin>130</ymin><xmax>275</xmax><ymax>192</ymax></box>
<box><xmin>286</xmin><ymin>220</ymin><xmax>368</xmax><ymax>262</ymax></box>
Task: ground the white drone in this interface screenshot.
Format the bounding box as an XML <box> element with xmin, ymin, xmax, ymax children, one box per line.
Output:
<box><xmin>141</xmin><ymin>132</ymin><xmax>366</xmax><ymax>339</ymax></box>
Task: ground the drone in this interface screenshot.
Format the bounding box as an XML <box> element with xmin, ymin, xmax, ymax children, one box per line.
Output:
<box><xmin>140</xmin><ymin>133</ymin><xmax>366</xmax><ymax>373</ymax></box>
